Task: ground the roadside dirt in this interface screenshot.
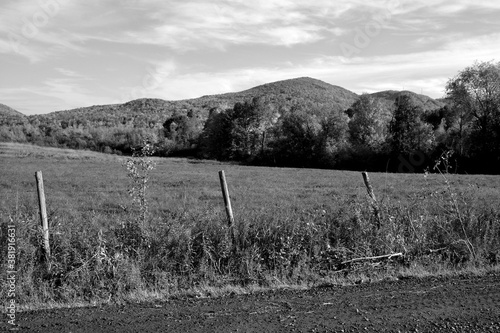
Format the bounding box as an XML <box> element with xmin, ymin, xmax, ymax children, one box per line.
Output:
<box><xmin>8</xmin><ymin>272</ymin><xmax>500</xmax><ymax>332</ymax></box>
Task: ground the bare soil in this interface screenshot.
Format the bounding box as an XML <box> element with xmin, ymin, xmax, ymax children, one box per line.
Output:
<box><xmin>8</xmin><ymin>272</ymin><xmax>500</xmax><ymax>332</ymax></box>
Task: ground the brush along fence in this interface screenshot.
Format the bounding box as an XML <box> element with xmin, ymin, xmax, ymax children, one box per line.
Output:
<box><xmin>34</xmin><ymin>170</ymin><xmax>398</xmax><ymax>270</ymax></box>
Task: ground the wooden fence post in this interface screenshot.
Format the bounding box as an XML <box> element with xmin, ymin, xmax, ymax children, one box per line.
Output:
<box><xmin>35</xmin><ymin>171</ymin><xmax>51</xmax><ymax>261</ymax></box>
<box><xmin>362</xmin><ymin>172</ymin><xmax>376</xmax><ymax>202</ymax></box>
<box><xmin>218</xmin><ymin>170</ymin><xmax>234</xmax><ymax>229</ymax></box>
<box><xmin>218</xmin><ymin>170</ymin><xmax>237</xmax><ymax>248</ymax></box>
<box><xmin>361</xmin><ymin>172</ymin><xmax>380</xmax><ymax>229</ymax></box>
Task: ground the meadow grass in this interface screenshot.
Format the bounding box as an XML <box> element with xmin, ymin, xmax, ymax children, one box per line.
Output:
<box><xmin>1</xmin><ymin>142</ymin><xmax>499</xmax><ymax>309</ymax></box>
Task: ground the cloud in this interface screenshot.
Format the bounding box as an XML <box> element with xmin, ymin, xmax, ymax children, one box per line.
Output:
<box><xmin>264</xmin><ymin>26</ymin><xmax>323</xmax><ymax>46</ymax></box>
<box><xmin>0</xmin><ymin>38</ymin><xmax>14</xmax><ymax>54</ymax></box>
<box><xmin>2</xmin><ymin>0</ymin><xmax>500</xmax><ymax>55</ymax></box>
<box><xmin>0</xmin><ymin>0</ymin><xmax>89</xmax><ymax>62</ymax></box>
<box><xmin>109</xmin><ymin>0</ymin><xmax>346</xmax><ymax>49</ymax></box>
<box><xmin>44</xmin><ymin>77</ymin><xmax>112</xmax><ymax>111</ymax></box>
<box><xmin>2</xmin><ymin>0</ymin><xmax>500</xmax><ymax>114</ymax></box>
<box><xmin>3</xmin><ymin>0</ymin><xmax>498</xmax><ymax>59</ymax></box>
<box><xmin>0</xmin><ymin>73</ymin><xmax>106</xmax><ymax>114</ymax></box>
<box><xmin>137</xmin><ymin>30</ymin><xmax>500</xmax><ymax>102</ymax></box>
<box><xmin>55</xmin><ymin>67</ymin><xmax>81</xmax><ymax>77</ymax></box>
<box><xmin>112</xmin><ymin>59</ymin><xmax>177</xmax><ymax>103</ymax></box>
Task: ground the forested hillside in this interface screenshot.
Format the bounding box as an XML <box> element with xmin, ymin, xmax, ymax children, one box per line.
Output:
<box><xmin>2</xmin><ymin>61</ymin><xmax>499</xmax><ymax>174</ymax></box>
<box><xmin>0</xmin><ymin>77</ymin><xmax>359</xmax><ymax>155</ymax></box>
<box><xmin>0</xmin><ymin>103</ymin><xmax>27</xmax><ymax>125</ymax></box>
<box><xmin>369</xmin><ymin>90</ymin><xmax>446</xmax><ymax>112</ymax></box>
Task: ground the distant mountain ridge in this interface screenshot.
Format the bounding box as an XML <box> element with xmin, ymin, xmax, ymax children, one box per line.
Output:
<box><xmin>0</xmin><ymin>103</ymin><xmax>27</xmax><ymax>125</ymax></box>
<box><xmin>214</xmin><ymin>77</ymin><xmax>359</xmax><ymax>112</ymax></box>
<box><xmin>369</xmin><ymin>90</ymin><xmax>446</xmax><ymax>111</ymax></box>
<box><xmin>2</xmin><ymin>78</ymin><xmax>446</xmax><ymax>127</ymax></box>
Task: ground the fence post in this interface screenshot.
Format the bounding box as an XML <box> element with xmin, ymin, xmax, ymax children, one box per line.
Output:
<box><xmin>35</xmin><ymin>171</ymin><xmax>51</xmax><ymax>262</ymax></box>
<box><xmin>218</xmin><ymin>170</ymin><xmax>236</xmax><ymax>248</ymax></box>
<box><xmin>362</xmin><ymin>172</ymin><xmax>376</xmax><ymax>202</ymax></box>
<box><xmin>361</xmin><ymin>172</ymin><xmax>380</xmax><ymax>229</ymax></box>
<box><xmin>218</xmin><ymin>170</ymin><xmax>234</xmax><ymax>228</ymax></box>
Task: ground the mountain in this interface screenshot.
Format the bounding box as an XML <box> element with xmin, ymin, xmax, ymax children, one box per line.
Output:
<box><xmin>369</xmin><ymin>90</ymin><xmax>446</xmax><ymax>111</ymax></box>
<box><xmin>28</xmin><ymin>77</ymin><xmax>360</xmax><ymax>129</ymax></box>
<box><xmin>1</xmin><ymin>77</ymin><xmax>451</xmax><ymax>162</ymax></box>
<box><xmin>0</xmin><ymin>103</ymin><xmax>27</xmax><ymax>125</ymax></box>
<box><xmin>34</xmin><ymin>99</ymin><xmax>178</xmax><ymax>129</ymax></box>
<box><xmin>213</xmin><ymin>77</ymin><xmax>359</xmax><ymax>112</ymax></box>
<box><xmin>8</xmin><ymin>77</ymin><xmax>446</xmax><ymax>131</ymax></box>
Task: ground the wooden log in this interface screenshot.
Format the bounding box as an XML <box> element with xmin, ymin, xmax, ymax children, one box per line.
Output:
<box><xmin>341</xmin><ymin>252</ymin><xmax>403</xmax><ymax>266</ymax></box>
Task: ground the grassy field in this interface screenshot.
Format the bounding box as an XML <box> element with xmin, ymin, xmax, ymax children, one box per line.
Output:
<box><xmin>1</xmin><ymin>142</ymin><xmax>499</xmax><ymax>309</ymax></box>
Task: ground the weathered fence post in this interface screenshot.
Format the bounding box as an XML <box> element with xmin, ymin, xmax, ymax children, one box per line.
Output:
<box><xmin>35</xmin><ymin>171</ymin><xmax>51</xmax><ymax>261</ymax></box>
<box><xmin>218</xmin><ymin>170</ymin><xmax>234</xmax><ymax>228</ymax></box>
<box><xmin>218</xmin><ymin>170</ymin><xmax>237</xmax><ymax>249</ymax></box>
<box><xmin>362</xmin><ymin>172</ymin><xmax>376</xmax><ymax>202</ymax></box>
<box><xmin>361</xmin><ymin>171</ymin><xmax>380</xmax><ymax>229</ymax></box>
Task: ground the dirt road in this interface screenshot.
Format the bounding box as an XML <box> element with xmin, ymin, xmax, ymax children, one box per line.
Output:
<box><xmin>7</xmin><ymin>272</ymin><xmax>500</xmax><ymax>332</ymax></box>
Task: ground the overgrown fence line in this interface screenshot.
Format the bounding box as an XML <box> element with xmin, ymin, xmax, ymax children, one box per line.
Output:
<box><xmin>3</xmin><ymin>163</ymin><xmax>497</xmax><ymax>307</ymax></box>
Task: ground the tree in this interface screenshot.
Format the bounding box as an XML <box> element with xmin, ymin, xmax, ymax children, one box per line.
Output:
<box><xmin>316</xmin><ymin>110</ymin><xmax>350</xmax><ymax>168</ymax></box>
<box><xmin>445</xmin><ymin>61</ymin><xmax>500</xmax><ymax>160</ymax></box>
<box><xmin>423</xmin><ymin>104</ymin><xmax>474</xmax><ymax>158</ymax></box>
<box><xmin>229</xmin><ymin>97</ymin><xmax>277</xmax><ymax>160</ymax></box>
<box><xmin>348</xmin><ymin>94</ymin><xmax>391</xmax><ymax>151</ymax></box>
<box><xmin>271</xmin><ymin>107</ymin><xmax>322</xmax><ymax>167</ymax></box>
<box><xmin>198</xmin><ymin>107</ymin><xmax>234</xmax><ymax>160</ymax></box>
<box><xmin>388</xmin><ymin>95</ymin><xmax>434</xmax><ymax>155</ymax></box>
<box><xmin>163</xmin><ymin>114</ymin><xmax>198</xmax><ymax>148</ymax></box>
<box><xmin>229</xmin><ymin>101</ymin><xmax>262</xmax><ymax>160</ymax></box>
<box><xmin>199</xmin><ymin>98</ymin><xmax>279</xmax><ymax>161</ymax></box>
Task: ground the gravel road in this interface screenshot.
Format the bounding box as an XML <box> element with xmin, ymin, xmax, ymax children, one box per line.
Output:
<box><xmin>6</xmin><ymin>272</ymin><xmax>500</xmax><ymax>332</ymax></box>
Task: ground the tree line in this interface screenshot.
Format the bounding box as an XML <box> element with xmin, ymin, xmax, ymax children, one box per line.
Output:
<box><xmin>167</xmin><ymin>61</ymin><xmax>500</xmax><ymax>173</ymax></box>
<box><xmin>2</xmin><ymin>61</ymin><xmax>499</xmax><ymax>174</ymax></box>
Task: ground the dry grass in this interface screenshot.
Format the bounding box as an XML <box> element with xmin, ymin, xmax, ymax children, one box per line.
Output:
<box><xmin>1</xmin><ymin>143</ymin><xmax>499</xmax><ymax>310</ymax></box>
<box><xmin>0</xmin><ymin>142</ymin><xmax>122</xmax><ymax>160</ymax></box>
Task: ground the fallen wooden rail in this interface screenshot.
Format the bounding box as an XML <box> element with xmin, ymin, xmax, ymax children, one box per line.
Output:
<box><xmin>341</xmin><ymin>252</ymin><xmax>403</xmax><ymax>266</ymax></box>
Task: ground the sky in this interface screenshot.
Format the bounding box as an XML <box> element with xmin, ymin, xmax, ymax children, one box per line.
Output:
<box><xmin>1</xmin><ymin>0</ymin><xmax>500</xmax><ymax>115</ymax></box>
